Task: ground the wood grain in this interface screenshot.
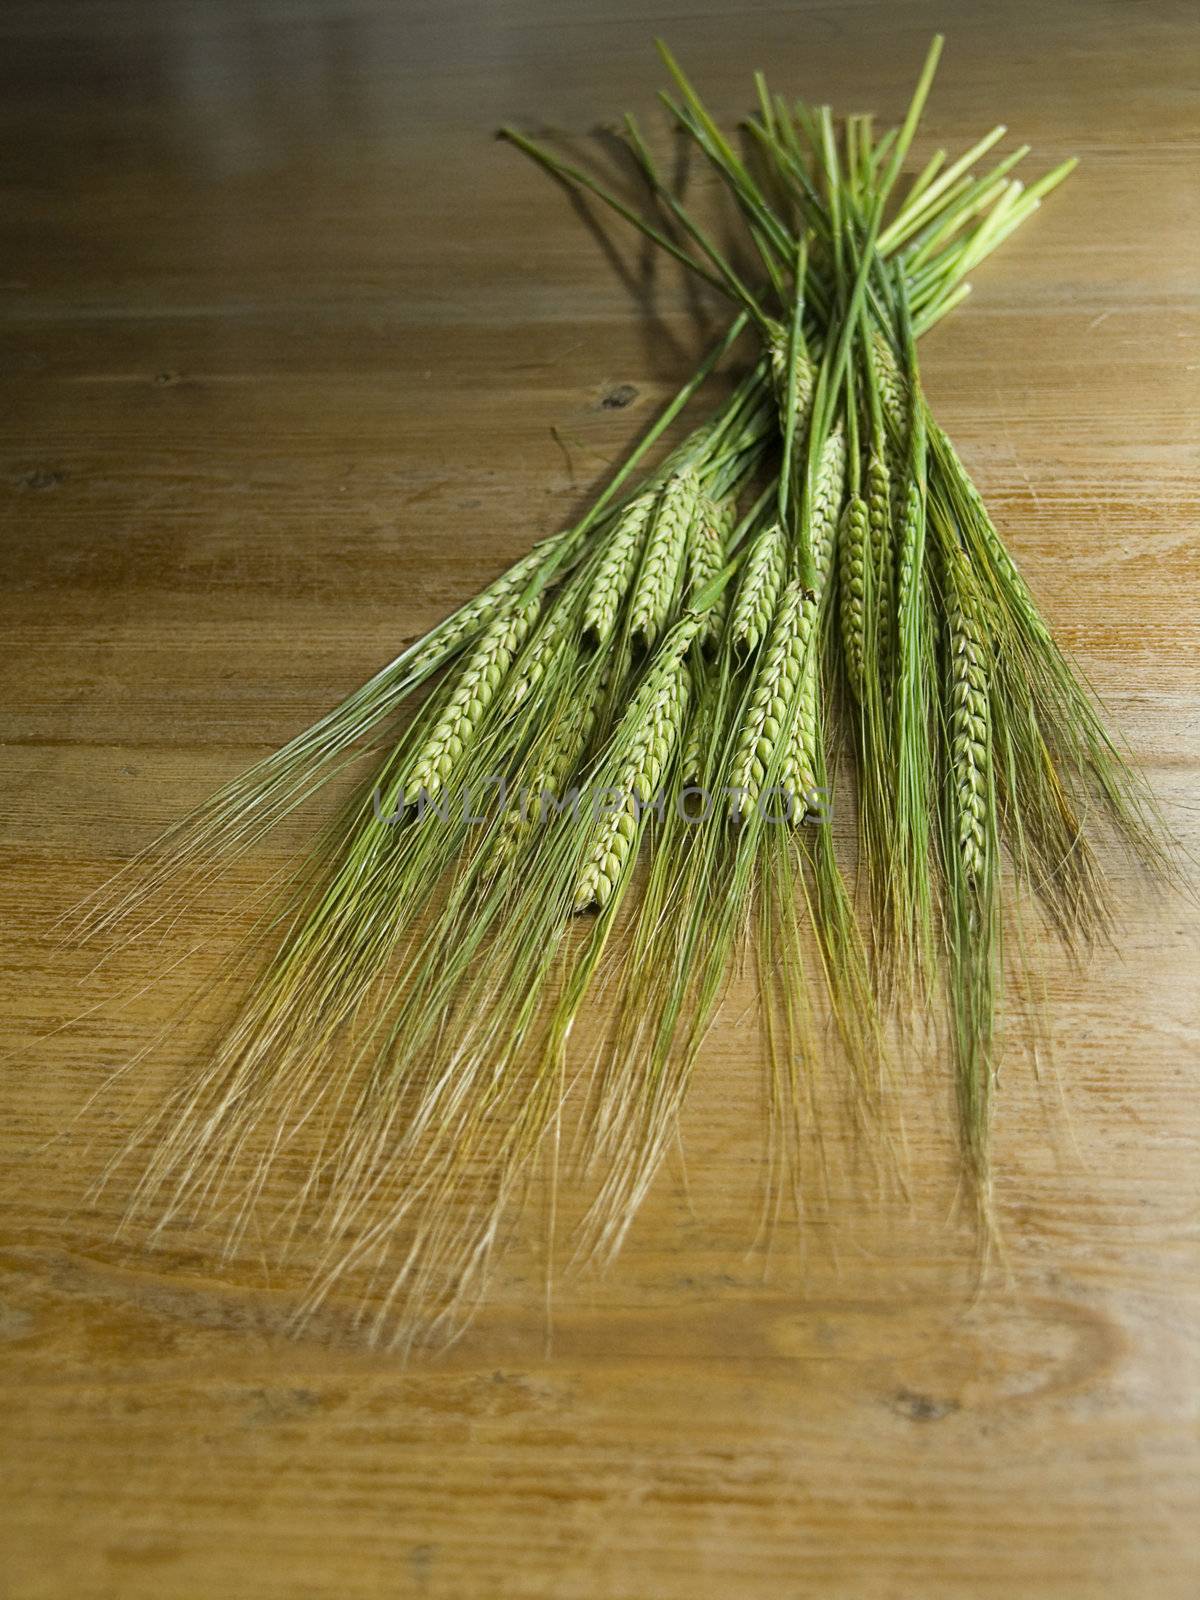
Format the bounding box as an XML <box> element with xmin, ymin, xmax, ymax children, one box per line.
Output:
<box><xmin>2</xmin><ymin>2</ymin><xmax>1198</xmax><ymax>1596</ymax></box>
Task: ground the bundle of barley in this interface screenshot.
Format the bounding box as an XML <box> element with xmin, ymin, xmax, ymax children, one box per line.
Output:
<box><xmin>70</xmin><ymin>36</ymin><xmax>1169</xmax><ymax>1348</ymax></box>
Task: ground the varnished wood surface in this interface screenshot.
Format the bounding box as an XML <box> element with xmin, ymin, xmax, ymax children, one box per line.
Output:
<box><xmin>2</xmin><ymin>2</ymin><xmax>1198</xmax><ymax>1596</ymax></box>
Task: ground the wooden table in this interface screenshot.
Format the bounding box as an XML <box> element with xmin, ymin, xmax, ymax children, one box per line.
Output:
<box><xmin>2</xmin><ymin>2</ymin><xmax>1197</xmax><ymax>1595</ymax></box>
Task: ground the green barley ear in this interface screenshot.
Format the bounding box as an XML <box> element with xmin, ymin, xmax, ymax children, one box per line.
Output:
<box><xmin>838</xmin><ymin>492</ymin><xmax>870</xmax><ymax>701</ymax></box>
<box><xmin>729</xmin><ymin>580</ymin><xmax>812</xmax><ymax>816</ymax></box>
<box><xmin>572</xmin><ymin>642</ymin><xmax>692</xmax><ymax>912</ymax></box>
<box><xmin>946</xmin><ymin>549</ymin><xmax>991</xmax><ymax>887</ymax></box>
<box><xmin>767</xmin><ymin>321</ymin><xmax>817</xmax><ymax>432</ymax></box>
<box><xmin>776</xmin><ymin>556</ymin><xmax>830</xmax><ymax>826</ymax></box>
<box><xmin>768</xmin><ymin>422</ymin><xmax>844</xmax><ymax>815</ymax></box>
<box><xmin>687</xmin><ymin>492</ymin><xmax>733</xmax><ymax>649</ymax></box>
<box><xmin>583</xmin><ymin>493</ymin><xmax>656</xmax><ymax>646</ymax></box>
<box><xmin>494</xmin><ymin>662</ymin><xmax>609</xmax><ymax>866</ymax></box>
<box><xmin>776</xmin><ymin>655</ymin><xmax>820</xmax><ymax>822</ymax></box>
<box><xmin>628</xmin><ymin>467</ymin><xmax>699</xmax><ymax>649</ymax></box>
<box><xmin>679</xmin><ymin>658</ymin><xmax>717</xmax><ymax>788</ymax></box>
<box><xmin>402</xmin><ymin>596</ymin><xmax>540</xmax><ymax>803</ymax></box>
<box><xmin>501</xmin><ymin>587</ymin><xmax>580</xmax><ymax>711</ymax></box>
<box><xmin>938</xmin><ymin>541</ymin><xmax>1001</xmax><ymax>1191</ymax></box>
<box><xmin>895</xmin><ymin>479</ymin><xmax>925</xmax><ymax>654</ymax></box>
<box><xmin>871</xmin><ymin>328</ymin><xmax>909</xmax><ymax>443</ymax></box>
<box><xmin>865</xmin><ymin>445</ymin><xmax>895</xmax><ymax>678</ymax></box>
<box><xmin>729</xmin><ymin>520</ymin><xmax>787</xmax><ymax>654</ymax></box>
<box><xmin>809</xmin><ymin>421</ymin><xmax>847</xmax><ymax>600</ymax></box>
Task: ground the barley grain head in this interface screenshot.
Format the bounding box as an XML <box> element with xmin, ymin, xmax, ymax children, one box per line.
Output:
<box><xmin>838</xmin><ymin>492</ymin><xmax>870</xmax><ymax>701</ymax></box>
<box><xmin>572</xmin><ymin>650</ymin><xmax>691</xmax><ymax>912</ymax></box>
<box><xmin>729</xmin><ymin>520</ymin><xmax>787</xmax><ymax>656</ymax></box>
<box><xmin>629</xmin><ymin>467</ymin><xmax>700</xmax><ymax>649</ymax></box>
<box><xmin>403</xmin><ymin>596</ymin><xmax>541</xmax><ymax>803</ymax></box>
<box><xmin>687</xmin><ymin>492</ymin><xmax>734</xmax><ymax>649</ymax></box>
<box><xmin>583</xmin><ymin>493</ymin><xmax>656</xmax><ymax>647</ymax></box>
<box><xmin>809</xmin><ymin>422</ymin><xmax>847</xmax><ymax>601</ymax></box>
<box><xmin>729</xmin><ymin>580</ymin><xmax>813</xmax><ymax>815</ymax></box>
<box><xmin>945</xmin><ymin>550</ymin><xmax>992</xmax><ymax>888</ymax></box>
